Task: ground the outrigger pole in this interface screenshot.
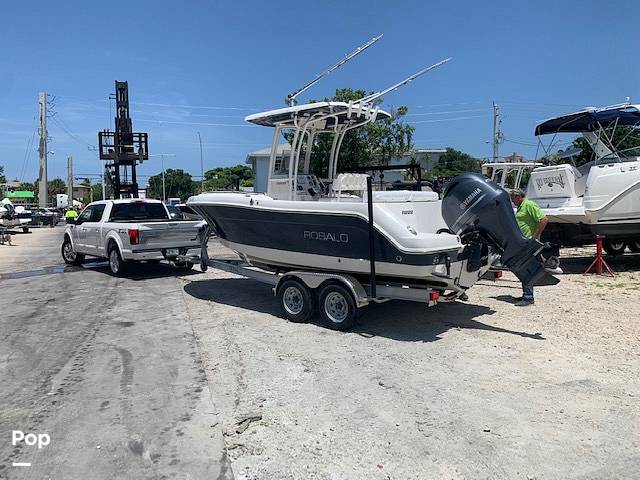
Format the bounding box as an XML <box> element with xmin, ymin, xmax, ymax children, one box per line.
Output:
<box><xmin>286</xmin><ymin>34</ymin><xmax>384</xmax><ymax>106</ymax></box>
<box><xmin>355</xmin><ymin>57</ymin><xmax>452</xmax><ymax>106</ymax></box>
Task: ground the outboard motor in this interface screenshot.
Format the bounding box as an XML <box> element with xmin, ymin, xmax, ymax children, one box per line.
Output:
<box><xmin>442</xmin><ymin>173</ymin><xmax>558</xmax><ymax>287</ymax></box>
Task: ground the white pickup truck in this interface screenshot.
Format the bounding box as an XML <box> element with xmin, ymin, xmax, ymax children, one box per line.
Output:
<box><xmin>61</xmin><ymin>199</ymin><xmax>205</xmax><ymax>275</ymax></box>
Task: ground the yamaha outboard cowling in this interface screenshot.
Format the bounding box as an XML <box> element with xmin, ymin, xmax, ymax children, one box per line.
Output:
<box><xmin>442</xmin><ymin>173</ymin><xmax>558</xmax><ymax>287</ymax></box>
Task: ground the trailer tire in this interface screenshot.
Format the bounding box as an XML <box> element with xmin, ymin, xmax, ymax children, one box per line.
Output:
<box><xmin>108</xmin><ymin>243</ymin><xmax>127</xmax><ymax>276</ymax></box>
<box><xmin>277</xmin><ymin>279</ymin><xmax>314</xmax><ymax>323</ymax></box>
<box><xmin>627</xmin><ymin>240</ymin><xmax>640</xmax><ymax>253</ymax></box>
<box><xmin>174</xmin><ymin>261</ymin><xmax>194</xmax><ymax>271</ymax></box>
<box><xmin>603</xmin><ymin>239</ymin><xmax>626</xmax><ymax>255</ymax></box>
<box><xmin>318</xmin><ymin>284</ymin><xmax>358</xmax><ymax>331</ymax></box>
<box><xmin>61</xmin><ymin>237</ymin><xmax>84</xmax><ymax>265</ymax></box>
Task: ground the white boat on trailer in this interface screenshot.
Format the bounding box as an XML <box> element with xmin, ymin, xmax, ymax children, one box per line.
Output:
<box><xmin>188</xmin><ymin>45</ymin><xmax>556</xmax><ymax>329</ymax></box>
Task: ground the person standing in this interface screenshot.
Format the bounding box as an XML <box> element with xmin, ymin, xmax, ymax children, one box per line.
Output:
<box><xmin>64</xmin><ymin>207</ymin><xmax>78</xmax><ymax>223</ymax></box>
<box><xmin>510</xmin><ymin>188</ymin><xmax>548</xmax><ymax>306</ymax></box>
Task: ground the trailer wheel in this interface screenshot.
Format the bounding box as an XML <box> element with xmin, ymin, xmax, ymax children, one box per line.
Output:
<box><xmin>603</xmin><ymin>239</ymin><xmax>626</xmax><ymax>255</ymax></box>
<box><xmin>277</xmin><ymin>279</ymin><xmax>313</xmax><ymax>323</ymax></box>
<box><xmin>174</xmin><ymin>261</ymin><xmax>194</xmax><ymax>271</ymax></box>
<box><xmin>108</xmin><ymin>244</ymin><xmax>127</xmax><ymax>276</ymax></box>
<box><xmin>22</xmin><ymin>227</ymin><xmax>29</xmax><ymax>233</ymax></box>
<box><xmin>61</xmin><ymin>237</ymin><xmax>84</xmax><ymax>265</ymax></box>
<box><xmin>627</xmin><ymin>240</ymin><xmax>640</xmax><ymax>253</ymax></box>
<box><xmin>318</xmin><ymin>284</ymin><xmax>358</xmax><ymax>331</ymax></box>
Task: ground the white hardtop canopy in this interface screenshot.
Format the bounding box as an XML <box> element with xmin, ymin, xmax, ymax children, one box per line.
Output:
<box><xmin>245</xmin><ymin>101</ymin><xmax>392</xmax><ymax>128</ymax></box>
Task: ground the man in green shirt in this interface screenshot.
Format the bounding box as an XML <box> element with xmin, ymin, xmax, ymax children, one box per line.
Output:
<box><xmin>510</xmin><ymin>188</ymin><xmax>548</xmax><ymax>306</ymax></box>
<box><xmin>64</xmin><ymin>207</ymin><xmax>78</xmax><ymax>222</ymax></box>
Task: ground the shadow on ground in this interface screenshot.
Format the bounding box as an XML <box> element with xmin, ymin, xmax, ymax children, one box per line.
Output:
<box><xmin>184</xmin><ymin>277</ymin><xmax>545</xmax><ymax>342</ymax></box>
<box><xmin>0</xmin><ymin>261</ymin><xmax>200</xmax><ymax>281</ymax></box>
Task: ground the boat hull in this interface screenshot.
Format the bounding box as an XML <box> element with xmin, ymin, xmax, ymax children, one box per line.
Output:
<box><xmin>190</xmin><ymin>202</ymin><xmax>477</xmax><ymax>288</ymax></box>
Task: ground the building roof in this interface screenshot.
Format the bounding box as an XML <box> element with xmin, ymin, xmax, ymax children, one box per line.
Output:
<box><xmin>246</xmin><ymin>144</ymin><xmax>292</xmax><ymax>163</ymax></box>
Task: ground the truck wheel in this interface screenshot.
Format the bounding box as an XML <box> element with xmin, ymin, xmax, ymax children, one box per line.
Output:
<box><xmin>603</xmin><ymin>239</ymin><xmax>626</xmax><ymax>255</ymax></box>
<box><xmin>277</xmin><ymin>279</ymin><xmax>313</xmax><ymax>323</ymax></box>
<box><xmin>61</xmin><ymin>237</ymin><xmax>84</xmax><ymax>265</ymax></box>
<box><xmin>627</xmin><ymin>240</ymin><xmax>640</xmax><ymax>253</ymax></box>
<box><xmin>318</xmin><ymin>284</ymin><xmax>358</xmax><ymax>331</ymax></box>
<box><xmin>108</xmin><ymin>245</ymin><xmax>127</xmax><ymax>276</ymax></box>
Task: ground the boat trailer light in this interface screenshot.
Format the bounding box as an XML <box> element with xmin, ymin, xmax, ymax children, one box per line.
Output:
<box><xmin>429</xmin><ymin>291</ymin><xmax>439</xmax><ymax>302</ymax></box>
<box><xmin>128</xmin><ymin>228</ymin><xmax>140</xmax><ymax>245</ymax></box>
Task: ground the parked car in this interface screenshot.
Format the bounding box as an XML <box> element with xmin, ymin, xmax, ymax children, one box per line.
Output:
<box><xmin>61</xmin><ymin>199</ymin><xmax>205</xmax><ymax>275</ymax></box>
<box><xmin>32</xmin><ymin>208</ymin><xmax>60</xmax><ymax>227</ymax></box>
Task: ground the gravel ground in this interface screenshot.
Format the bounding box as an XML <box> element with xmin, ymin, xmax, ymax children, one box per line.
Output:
<box><xmin>181</xmin><ymin>241</ymin><xmax>640</xmax><ymax>480</ymax></box>
<box><xmin>2</xmin><ymin>231</ymin><xmax>638</xmax><ymax>479</ymax></box>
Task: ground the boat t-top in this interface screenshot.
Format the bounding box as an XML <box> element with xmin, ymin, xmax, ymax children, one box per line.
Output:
<box><xmin>189</xmin><ymin>41</ymin><xmax>555</xmax><ymax>302</ymax></box>
<box><xmin>525</xmin><ymin>103</ymin><xmax>640</xmax><ymax>254</ymax></box>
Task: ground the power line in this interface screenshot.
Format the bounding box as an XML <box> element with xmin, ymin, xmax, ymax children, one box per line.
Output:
<box><xmin>411</xmin><ymin>114</ymin><xmax>491</xmax><ymax>124</ymax></box>
<box><xmin>19</xmin><ymin>127</ymin><xmax>38</xmax><ymax>182</ymax></box>
<box><xmin>405</xmin><ymin>107</ymin><xmax>491</xmax><ymax>117</ymax></box>
<box><xmin>136</xmin><ymin>119</ymin><xmax>257</xmax><ymax>128</ymax></box>
<box><xmin>50</xmin><ymin>115</ymin><xmax>96</xmax><ymax>149</ymax></box>
<box><xmin>132</xmin><ymin>102</ymin><xmax>258</xmax><ymax>111</ymax></box>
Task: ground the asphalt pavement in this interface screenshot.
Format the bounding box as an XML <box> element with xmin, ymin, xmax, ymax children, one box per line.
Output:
<box><xmin>0</xmin><ymin>226</ymin><xmax>231</xmax><ymax>479</ymax></box>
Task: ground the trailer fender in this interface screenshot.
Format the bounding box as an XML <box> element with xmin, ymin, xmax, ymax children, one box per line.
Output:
<box><xmin>275</xmin><ymin>272</ymin><xmax>369</xmax><ymax>308</ymax></box>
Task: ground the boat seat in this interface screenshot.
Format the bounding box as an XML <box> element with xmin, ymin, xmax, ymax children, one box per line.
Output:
<box><xmin>333</xmin><ymin>173</ymin><xmax>369</xmax><ymax>199</ymax></box>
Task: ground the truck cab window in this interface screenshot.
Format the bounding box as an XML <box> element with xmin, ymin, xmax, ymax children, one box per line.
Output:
<box><xmin>90</xmin><ymin>204</ymin><xmax>106</xmax><ymax>222</ymax></box>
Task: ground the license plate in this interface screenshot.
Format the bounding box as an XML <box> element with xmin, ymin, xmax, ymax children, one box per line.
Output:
<box><xmin>166</xmin><ymin>248</ymin><xmax>179</xmax><ymax>256</ymax></box>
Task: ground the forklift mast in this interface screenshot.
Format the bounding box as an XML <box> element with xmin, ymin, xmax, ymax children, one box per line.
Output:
<box><xmin>98</xmin><ymin>81</ymin><xmax>148</xmax><ymax>198</ymax></box>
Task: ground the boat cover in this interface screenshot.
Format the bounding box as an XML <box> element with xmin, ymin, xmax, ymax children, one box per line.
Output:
<box><xmin>535</xmin><ymin>105</ymin><xmax>640</xmax><ymax>136</ymax></box>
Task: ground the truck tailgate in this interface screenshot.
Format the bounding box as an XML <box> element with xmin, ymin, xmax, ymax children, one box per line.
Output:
<box><xmin>138</xmin><ymin>221</ymin><xmax>202</xmax><ymax>249</ymax></box>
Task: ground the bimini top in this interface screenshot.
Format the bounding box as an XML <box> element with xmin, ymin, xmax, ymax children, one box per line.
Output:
<box><xmin>245</xmin><ymin>101</ymin><xmax>392</xmax><ymax>128</ymax></box>
<box><xmin>535</xmin><ymin>104</ymin><xmax>640</xmax><ymax>136</ymax></box>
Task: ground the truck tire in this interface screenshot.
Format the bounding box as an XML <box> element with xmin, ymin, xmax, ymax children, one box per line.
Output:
<box><xmin>108</xmin><ymin>244</ymin><xmax>127</xmax><ymax>276</ymax></box>
<box><xmin>277</xmin><ymin>279</ymin><xmax>314</xmax><ymax>323</ymax></box>
<box><xmin>61</xmin><ymin>237</ymin><xmax>84</xmax><ymax>266</ymax></box>
<box><xmin>603</xmin><ymin>239</ymin><xmax>626</xmax><ymax>255</ymax></box>
<box><xmin>318</xmin><ymin>283</ymin><xmax>358</xmax><ymax>331</ymax></box>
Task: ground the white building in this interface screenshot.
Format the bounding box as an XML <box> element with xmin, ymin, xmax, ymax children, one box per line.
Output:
<box><xmin>246</xmin><ymin>145</ymin><xmax>446</xmax><ymax>192</ymax></box>
<box><xmin>245</xmin><ymin>144</ymin><xmax>291</xmax><ymax>193</ymax></box>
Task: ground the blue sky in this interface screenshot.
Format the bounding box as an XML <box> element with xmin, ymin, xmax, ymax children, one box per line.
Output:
<box><xmin>1</xmin><ymin>0</ymin><xmax>638</xmax><ymax>185</ymax></box>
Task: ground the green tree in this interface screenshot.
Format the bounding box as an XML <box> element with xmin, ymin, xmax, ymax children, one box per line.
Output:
<box><xmin>429</xmin><ymin>148</ymin><xmax>482</xmax><ymax>178</ymax></box>
<box><xmin>295</xmin><ymin>88</ymin><xmax>415</xmax><ymax>177</ymax></box>
<box><xmin>90</xmin><ymin>183</ymin><xmax>112</xmax><ymax>201</ymax></box>
<box><xmin>560</xmin><ymin>126</ymin><xmax>640</xmax><ymax>166</ymax></box>
<box><xmin>204</xmin><ymin>165</ymin><xmax>253</xmax><ymax>191</ymax></box>
<box><xmin>0</xmin><ymin>165</ymin><xmax>5</xmax><ymax>183</ymax></box>
<box><xmin>47</xmin><ymin>178</ymin><xmax>66</xmax><ymax>206</ymax></box>
<box><xmin>147</xmin><ymin>169</ymin><xmax>198</xmax><ymax>200</ymax></box>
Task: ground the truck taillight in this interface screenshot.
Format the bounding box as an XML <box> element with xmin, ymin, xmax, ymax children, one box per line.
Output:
<box><xmin>128</xmin><ymin>229</ymin><xmax>140</xmax><ymax>245</ymax></box>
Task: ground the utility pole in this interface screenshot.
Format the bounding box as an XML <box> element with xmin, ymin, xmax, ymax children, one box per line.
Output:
<box><xmin>67</xmin><ymin>156</ymin><xmax>73</xmax><ymax>207</ymax></box>
<box><xmin>148</xmin><ymin>154</ymin><xmax>175</xmax><ymax>202</ymax></box>
<box><xmin>198</xmin><ymin>131</ymin><xmax>204</xmax><ymax>191</ymax></box>
<box><xmin>38</xmin><ymin>92</ymin><xmax>48</xmax><ymax>207</ymax></box>
<box><xmin>492</xmin><ymin>102</ymin><xmax>503</xmax><ymax>162</ymax></box>
<box><xmin>162</xmin><ymin>155</ymin><xmax>166</xmax><ymax>202</ymax></box>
